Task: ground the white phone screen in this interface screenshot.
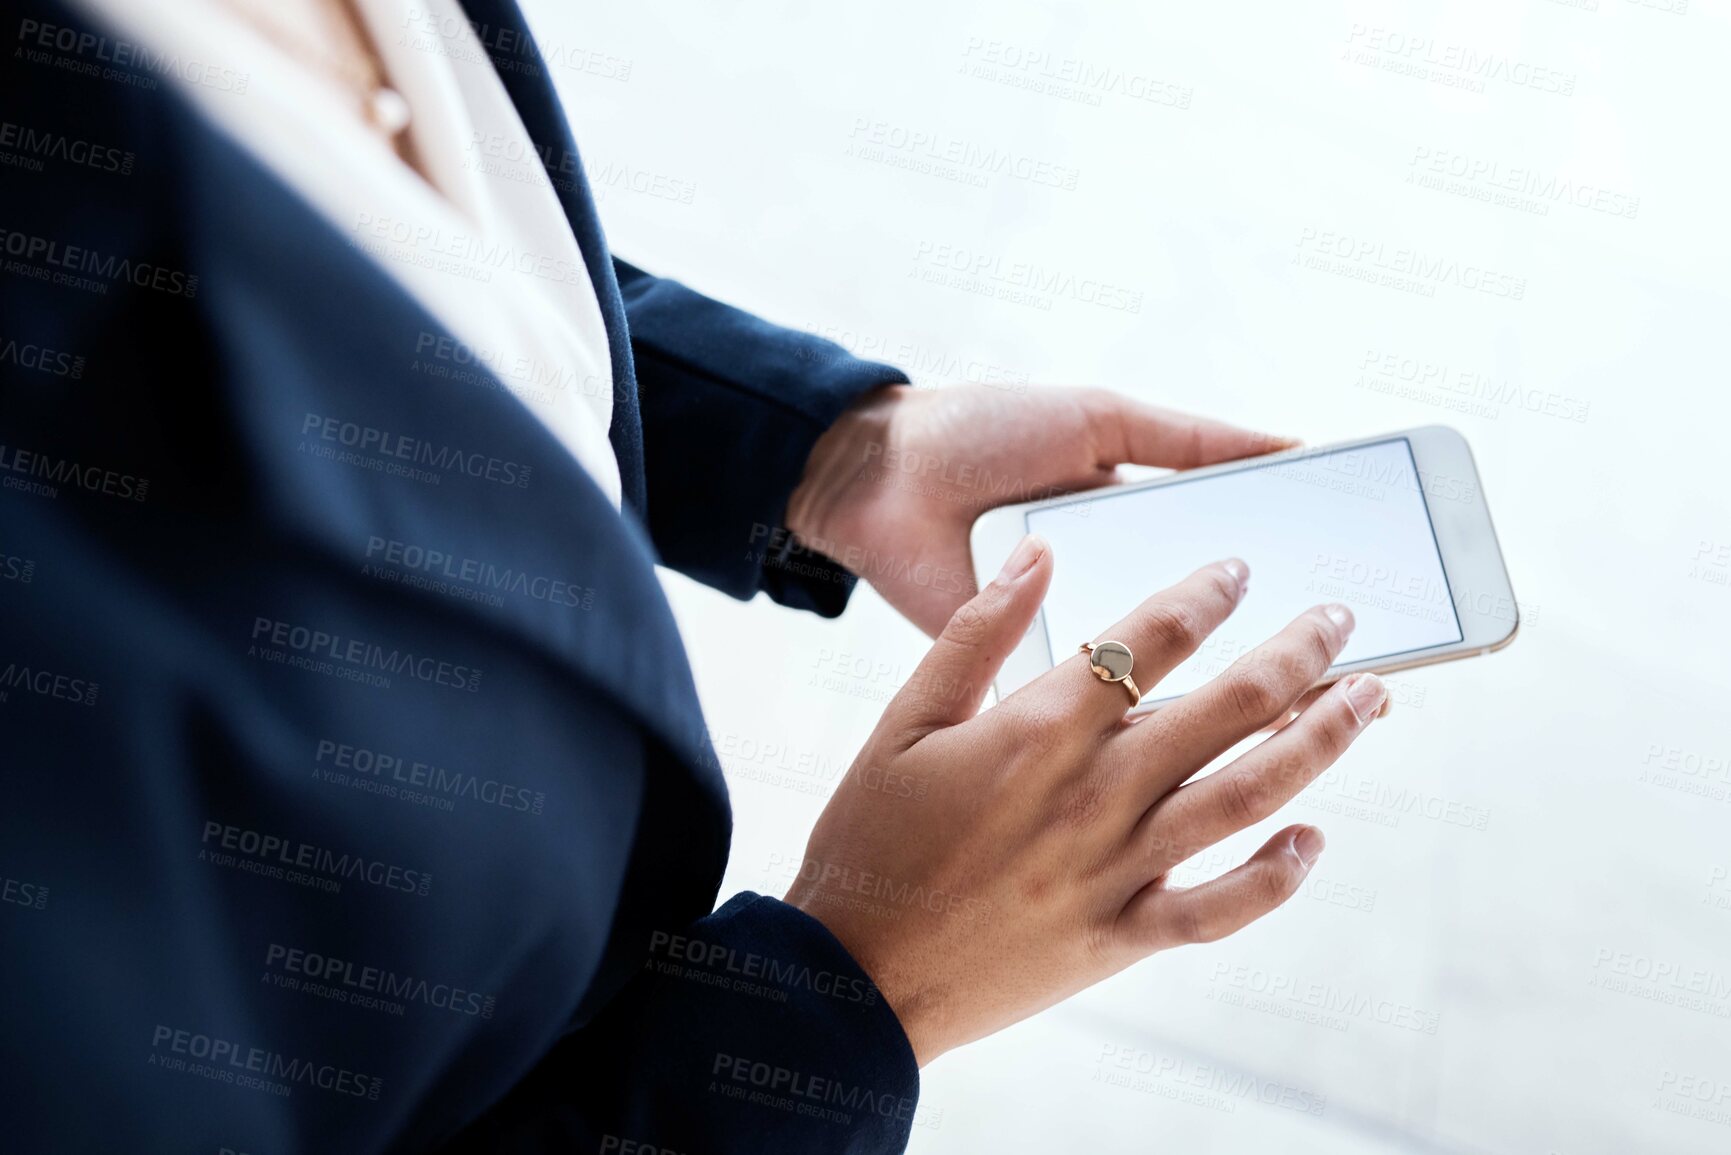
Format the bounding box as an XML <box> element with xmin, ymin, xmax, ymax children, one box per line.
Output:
<box><xmin>1026</xmin><ymin>437</ymin><xmax>1462</xmax><ymax>703</ymax></box>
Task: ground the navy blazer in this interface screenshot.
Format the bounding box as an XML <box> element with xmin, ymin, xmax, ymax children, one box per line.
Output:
<box><xmin>0</xmin><ymin>1</ymin><xmax>921</xmax><ymax>1151</ymax></box>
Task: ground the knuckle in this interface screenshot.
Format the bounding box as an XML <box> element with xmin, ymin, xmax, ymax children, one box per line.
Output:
<box><xmin>1203</xmin><ymin>566</ymin><xmax>1240</xmax><ymax>606</ymax></box>
<box><xmin>1268</xmin><ymin>644</ymin><xmax>1314</xmax><ymax>689</ymax></box>
<box><xmin>1223</xmin><ymin>663</ymin><xmax>1285</xmax><ymax>726</ymax></box>
<box><xmin>1299</xmin><ymin>616</ymin><xmax>1336</xmax><ymax>667</ymax></box>
<box><xmin>1311</xmin><ymin>699</ymin><xmax>1359</xmax><ymax>757</ymax></box>
<box><xmin>1180</xmin><ymin>420</ymin><xmax>1206</xmax><ymax>469</ymax></box>
<box><xmin>1004</xmin><ymin>699</ymin><xmax>1068</xmax><ymax>760</ymax></box>
<box><xmin>1216</xmin><ymin>769</ymin><xmax>1266</xmax><ymax>827</ymax></box>
<box><xmin>1173</xmin><ymin>902</ymin><xmax>1209</xmax><ymax>945</ymax></box>
<box><xmin>903</xmin><ymin>672</ymin><xmax>967</xmax><ymax>722</ymax></box>
<box><xmin>942</xmin><ymin>597</ymin><xmax>995</xmax><ymax>650</ymax></box>
<box><xmin>1141</xmin><ymin>599</ymin><xmax>1202</xmax><ymax>653</ymax></box>
<box><xmin>1262</xmin><ymin>748</ymin><xmax>1315</xmax><ymax>798</ymax></box>
<box><xmin>1082</xmin><ymin>919</ymin><xmax>1120</xmax><ymax>967</ymax></box>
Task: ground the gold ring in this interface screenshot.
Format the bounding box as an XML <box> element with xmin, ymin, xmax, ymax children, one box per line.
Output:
<box><xmin>1079</xmin><ymin>640</ymin><xmax>1140</xmax><ymax>709</ymax></box>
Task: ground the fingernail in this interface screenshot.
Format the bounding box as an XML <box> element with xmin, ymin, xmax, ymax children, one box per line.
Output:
<box><xmin>1222</xmin><ymin>558</ymin><xmax>1249</xmax><ymax>598</ymax></box>
<box><xmin>1344</xmin><ymin>673</ymin><xmax>1387</xmax><ymax>728</ymax></box>
<box><xmin>1322</xmin><ymin>603</ymin><xmax>1354</xmax><ymax>640</ymax></box>
<box><xmin>997</xmin><ymin>534</ymin><xmax>1045</xmax><ymax>583</ymax></box>
<box><xmin>1292</xmin><ymin>827</ymin><xmax>1326</xmax><ymax>869</ymax></box>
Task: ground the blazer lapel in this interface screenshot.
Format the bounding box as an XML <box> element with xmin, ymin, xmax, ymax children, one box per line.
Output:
<box><xmin>455</xmin><ymin>0</ymin><xmax>647</xmax><ymax>517</ymax></box>
<box><xmin>165</xmin><ymin>75</ymin><xmax>719</xmax><ymax>796</ymax></box>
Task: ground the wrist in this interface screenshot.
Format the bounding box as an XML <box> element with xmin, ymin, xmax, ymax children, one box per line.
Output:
<box><xmin>785</xmin><ymin>384</ymin><xmax>911</xmax><ymax>555</ymax></box>
<box><xmin>785</xmin><ymin>884</ymin><xmax>945</xmax><ymax>1066</ymax></box>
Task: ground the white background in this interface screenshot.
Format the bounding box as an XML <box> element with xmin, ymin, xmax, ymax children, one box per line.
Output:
<box><xmin>531</xmin><ymin>1</ymin><xmax>1731</xmax><ymax>1151</ymax></box>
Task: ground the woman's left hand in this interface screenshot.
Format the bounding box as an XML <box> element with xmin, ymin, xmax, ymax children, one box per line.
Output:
<box><xmin>786</xmin><ymin>384</ymin><xmax>1296</xmax><ymax>636</ymax></box>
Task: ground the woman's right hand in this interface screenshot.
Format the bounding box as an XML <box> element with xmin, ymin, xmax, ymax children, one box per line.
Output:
<box><xmin>785</xmin><ymin>533</ymin><xmax>1390</xmax><ymax>1066</ymax></box>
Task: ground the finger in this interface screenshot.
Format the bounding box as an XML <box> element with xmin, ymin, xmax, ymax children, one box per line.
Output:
<box><xmin>1126</xmin><ymin>603</ymin><xmax>1355</xmax><ymax>791</ymax></box>
<box><xmin>1121</xmin><ymin>825</ymin><xmax>1324</xmax><ymax>948</ymax></box>
<box><xmin>1076</xmin><ymin>389</ymin><xmax>1299</xmax><ymax>471</ymax></box>
<box><xmin>1034</xmin><ymin>558</ymin><xmax>1248</xmax><ymax>732</ymax></box>
<box><xmin>1269</xmin><ymin>683</ymin><xmax>1394</xmax><ymax>734</ymax></box>
<box><xmin>1139</xmin><ymin>673</ymin><xmax>1387</xmax><ymax>865</ymax></box>
<box><xmin>1265</xmin><ymin>685</ymin><xmax>1326</xmax><ymax>734</ymax></box>
<box><xmin>883</xmin><ymin>533</ymin><xmax>1053</xmax><ymax>743</ymax></box>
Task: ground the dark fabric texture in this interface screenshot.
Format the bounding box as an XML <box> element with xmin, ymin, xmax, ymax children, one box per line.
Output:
<box><xmin>0</xmin><ymin>1</ymin><xmax>917</xmax><ymax>1151</ymax></box>
<box><xmin>453</xmin><ymin>893</ymin><xmax>923</xmax><ymax>1154</ymax></box>
<box><xmin>617</xmin><ymin>260</ymin><xmax>908</xmax><ymax>617</ymax></box>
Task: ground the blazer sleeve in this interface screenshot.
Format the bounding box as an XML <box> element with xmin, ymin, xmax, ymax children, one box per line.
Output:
<box><xmin>457</xmin><ymin>893</ymin><xmax>924</xmax><ymax>1154</ymax></box>
<box><xmin>615</xmin><ymin>259</ymin><xmax>909</xmax><ymax>617</ymax></box>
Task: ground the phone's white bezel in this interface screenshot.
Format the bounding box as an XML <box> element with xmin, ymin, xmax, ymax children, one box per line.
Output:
<box><xmin>969</xmin><ymin>424</ymin><xmax>1519</xmax><ymax>711</ymax></box>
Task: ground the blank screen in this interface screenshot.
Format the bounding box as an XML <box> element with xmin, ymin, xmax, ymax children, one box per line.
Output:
<box><xmin>1026</xmin><ymin>438</ymin><xmax>1462</xmax><ymax>703</ymax></box>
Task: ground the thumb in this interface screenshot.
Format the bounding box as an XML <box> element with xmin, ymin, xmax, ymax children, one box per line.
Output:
<box><xmin>884</xmin><ymin>533</ymin><xmax>1052</xmax><ymax>743</ymax></box>
<box><xmin>1079</xmin><ymin>390</ymin><xmax>1299</xmax><ymax>470</ymax></box>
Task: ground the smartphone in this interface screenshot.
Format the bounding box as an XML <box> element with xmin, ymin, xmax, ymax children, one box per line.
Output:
<box><xmin>970</xmin><ymin>425</ymin><xmax>1518</xmax><ymax>711</ymax></box>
